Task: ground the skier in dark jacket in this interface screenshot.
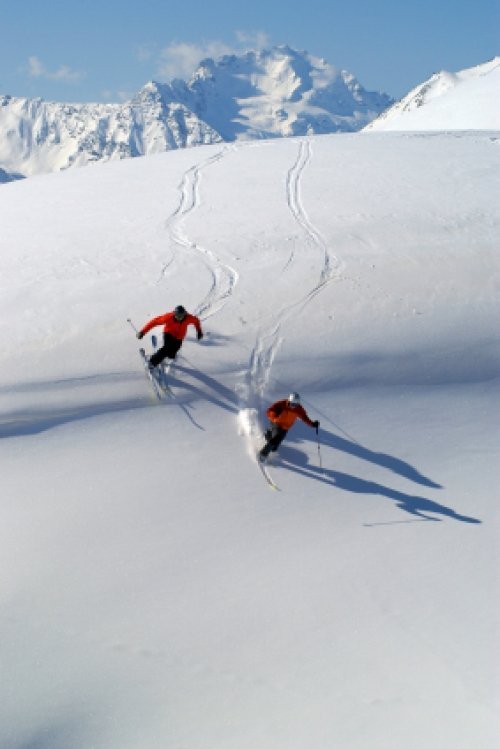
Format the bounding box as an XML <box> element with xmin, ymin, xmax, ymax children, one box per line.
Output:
<box><xmin>136</xmin><ymin>305</ymin><xmax>203</xmax><ymax>368</ymax></box>
<box><xmin>259</xmin><ymin>392</ymin><xmax>319</xmax><ymax>461</ymax></box>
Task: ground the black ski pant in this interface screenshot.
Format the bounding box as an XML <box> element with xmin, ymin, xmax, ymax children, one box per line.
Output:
<box><xmin>260</xmin><ymin>424</ymin><xmax>288</xmax><ymax>457</ymax></box>
<box><xmin>149</xmin><ymin>333</ymin><xmax>182</xmax><ymax>367</ymax></box>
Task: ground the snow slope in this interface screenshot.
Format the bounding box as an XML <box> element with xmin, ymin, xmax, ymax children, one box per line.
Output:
<box><xmin>0</xmin><ymin>132</ymin><xmax>499</xmax><ymax>749</ymax></box>
<box><xmin>365</xmin><ymin>57</ymin><xmax>500</xmax><ymax>131</ymax></box>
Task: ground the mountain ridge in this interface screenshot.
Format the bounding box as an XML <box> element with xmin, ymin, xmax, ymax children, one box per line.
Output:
<box><xmin>364</xmin><ymin>56</ymin><xmax>500</xmax><ymax>131</ymax></box>
<box><xmin>0</xmin><ymin>46</ymin><xmax>392</xmax><ymax>180</ymax></box>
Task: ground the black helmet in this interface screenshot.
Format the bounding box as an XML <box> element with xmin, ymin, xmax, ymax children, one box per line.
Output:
<box><xmin>288</xmin><ymin>392</ymin><xmax>301</xmax><ymax>406</ymax></box>
<box><xmin>173</xmin><ymin>305</ymin><xmax>187</xmax><ymax>320</ymax></box>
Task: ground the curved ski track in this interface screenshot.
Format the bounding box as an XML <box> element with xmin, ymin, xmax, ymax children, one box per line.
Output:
<box><xmin>246</xmin><ymin>139</ymin><xmax>343</xmax><ymax>411</ymax></box>
<box><xmin>156</xmin><ymin>140</ymin><xmax>342</xmax><ymax>425</ymax></box>
<box><xmin>286</xmin><ymin>139</ymin><xmax>340</xmax><ymax>286</ymax></box>
<box><xmin>159</xmin><ymin>146</ymin><xmax>239</xmax><ymax>321</ymax></box>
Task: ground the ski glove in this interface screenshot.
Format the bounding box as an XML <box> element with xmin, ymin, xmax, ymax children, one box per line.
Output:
<box><xmin>312</xmin><ymin>420</ymin><xmax>320</xmax><ymax>429</ymax></box>
<box><xmin>197</xmin><ymin>330</ymin><xmax>204</xmax><ymax>340</ymax></box>
<box><xmin>136</xmin><ymin>331</ymin><xmax>144</xmax><ymax>340</ymax></box>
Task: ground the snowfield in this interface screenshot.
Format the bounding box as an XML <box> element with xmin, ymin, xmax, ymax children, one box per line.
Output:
<box><xmin>1</xmin><ymin>131</ymin><xmax>499</xmax><ymax>748</ymax></box>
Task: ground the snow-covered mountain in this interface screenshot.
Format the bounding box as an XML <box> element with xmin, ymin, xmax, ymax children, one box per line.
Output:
<box><xmin>365</xmin><ymin>56</ymin><xmax>500</xmax><ymax>131</ymax></box>
<box><xmin>0</xmin><ymin>90</ymin><xmax>223</xmax><ymax>179</ymax></box>
<box><xmin>168</xmin><ymin>46</ymin><xmax>393</xmax><ymax>140</ymax></box>
<box><xmin>0</xmin><ymin>46</ymin><xmax>392</xmax><ymax>178</ymax></box>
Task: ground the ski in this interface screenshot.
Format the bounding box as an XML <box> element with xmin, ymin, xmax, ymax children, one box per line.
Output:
<box><xmin>156</xmin><ymin>362</ymin><xmax>175</xmax><ymax>398</ymax></box>
<box><xmin>128</xmin><ymin>319</ymin><xmax>174</xmax><ymax>400</ymax></box>
<box><xmin>257</xmin><ymin>455</ymin><xmax>280</xmax><ymax>491</ymax></box>
<box><xmin>139</xmin><ymin>348</ymin><xmax>172</xmax><ymax>400</ymax></box>
<box><xmin>148</xmin><ymin>334</ymin><xmax>178</xmax><ymax>396</ymax></box>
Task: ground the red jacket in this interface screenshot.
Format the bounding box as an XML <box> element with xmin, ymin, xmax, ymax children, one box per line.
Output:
<box><xmin>267</xmin><ymin>399</ymin><xmax>314</xmax><ymax>431</ymax></box>
<box><xmin>140</xmin><ymin>312</ymin><xmax>202</xmax><ymax>341</ymax></box>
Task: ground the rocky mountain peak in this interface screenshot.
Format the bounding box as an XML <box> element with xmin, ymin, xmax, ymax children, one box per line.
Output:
<box><xmin>0</xmin><ymin>45</ymin><xmax>393</xmax><ymax>180</ymax></box>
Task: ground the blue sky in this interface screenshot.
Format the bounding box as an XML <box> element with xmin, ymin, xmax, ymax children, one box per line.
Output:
<box><xmin>1</xmin><ymin>0</ymin><xmax>498</xmax><ymax>102</ymax></box>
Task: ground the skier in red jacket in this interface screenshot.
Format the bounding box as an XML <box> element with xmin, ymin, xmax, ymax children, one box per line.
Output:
<box><xmin>259</xmin><ymin>392</ymin><xmax>319</xmax><ymax>461</ymax></box>
<box><xmin>136</xmin><ymin>305</ymin><xmax>203</xmax><ymax>368</ymax></box>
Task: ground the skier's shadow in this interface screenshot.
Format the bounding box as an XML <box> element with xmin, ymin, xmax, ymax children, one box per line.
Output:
<box><xmin>196</xmin><ymin>332</ymin><xmax>232</xmax><ymax>348</ymax></box>
<box><xmin>0</xmin><ymin>372</ymin><xmax>151</xmax><ymax>437</ymax></box>
<box><xmin>277</xmin><ymin>438</ymin><xmax>481</xmax><ymax>525</ymax></box>
<box><xmin>313</xmin><ymin>428</ymin><xmax>442</xmax><ymax>489</ymax></box>
<box><xmin>170</xmin><ymin>365</ymin><xmax>239</xmax><ymax>414</ymax></box>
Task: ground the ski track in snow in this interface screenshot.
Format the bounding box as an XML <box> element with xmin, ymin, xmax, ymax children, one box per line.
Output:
<box><xmin>158</xmin><ymin>146</ymin><xmax>239</xmax><ymax>321</ymax></box>
<box><xmin>152</xmin><ymin>139</ymin><xmax>343</xmax><ymax>430</ymax></box>
<box><xmin>243</xmin><ymin>139</ymin><xmax>344</xmax><ymax>422</ymax></box>
<box><xmin>285</xmin><ymin>138</ymin><xmax>341</xmax><ymax>285</ymax></box>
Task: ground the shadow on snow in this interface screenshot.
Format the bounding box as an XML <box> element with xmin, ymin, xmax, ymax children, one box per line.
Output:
<box><xmin>277</xmin><ymin>432</ymin><xmax>481</xmax><ymax>525</ymax></box>
<box><xmin>0</xmin><ymin>366</ymin><xmax>239</xmax><ymax>438</ymax></box>
<box><xmin>316</xmin><ymin>427</ymin><xmax>442</xmax><ymax>489</ymax></box>
<box><xmin>1</xmin><ymin>373</ymin><xmax>482</xmax><ymax>526</ymax></box>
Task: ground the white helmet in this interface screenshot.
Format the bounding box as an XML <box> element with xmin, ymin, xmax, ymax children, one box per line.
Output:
<box><xmin>288</xmin><ymin>392</ymin><xmax>301</xmax><ymax>405</ymax></box>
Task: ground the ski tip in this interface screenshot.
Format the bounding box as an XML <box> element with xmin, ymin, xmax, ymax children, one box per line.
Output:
<box><xmin>256</xmin><ymin>457</ymin><xmax>281</xmax><ymax>491</ymax></box>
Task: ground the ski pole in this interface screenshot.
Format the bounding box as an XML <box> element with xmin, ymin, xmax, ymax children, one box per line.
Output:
<box><xmin>127</xmin><ymin>318</ymin><xmax>138</xmax><ymax>334</ymax></box>
<box><xmin>316</xmin><ymin>425</ymin><xmax>324</xmax><ymax>474</ymax></box>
